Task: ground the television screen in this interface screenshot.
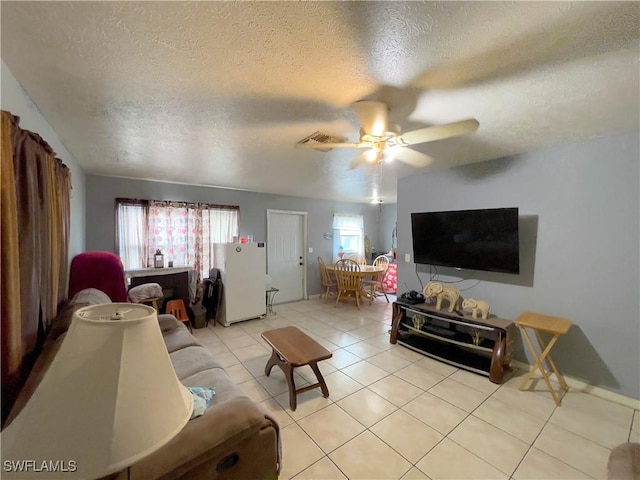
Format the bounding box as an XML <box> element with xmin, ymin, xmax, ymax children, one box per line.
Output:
<box><xmin>411</xmin><ymin>208</ymin><xmax>520</xmax><ymax>274</ymax></box>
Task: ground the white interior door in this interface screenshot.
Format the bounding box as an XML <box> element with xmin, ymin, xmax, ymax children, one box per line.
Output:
<box><xmin>267</xmin><ymin>210</ymin><xmax>307</xmax><ymax>303</ymax></box>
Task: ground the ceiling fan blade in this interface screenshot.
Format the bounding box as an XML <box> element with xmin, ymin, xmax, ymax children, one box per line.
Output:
<box><xmin>389</xmin><ymin>147</ymin><xmax>434</xmax><ymax>168</ymax></box>
<box><xmin>352</xmin><ymin>100</ymin><xmax>388</xmax><ymax>137</ymax></box>
<box><xmin>396</xmin><ymin>119</ymin><xmax>479</xmax><ymax>146</ymax></box>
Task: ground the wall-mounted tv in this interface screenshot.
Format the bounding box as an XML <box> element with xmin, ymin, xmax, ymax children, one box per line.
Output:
<box><xmin>411</xmin><ymin>208</ymin><xmax>520</xmax><ymax>274</ymax></box>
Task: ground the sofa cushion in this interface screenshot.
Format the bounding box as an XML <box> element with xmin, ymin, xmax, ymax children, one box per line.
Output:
<box><xmin>164</xmin><ymin>326</ymin><xmax>201</xmax><ymax>353</ymax></box>
<box><xmin>180</xmin><ymin>367</ymin><xmax>247</xmax><ymax>405</ymax></box>
<box><xmin>170</xmin><ymin>345</ymin><xmax>223</xmax><ymax>379</ymax></box>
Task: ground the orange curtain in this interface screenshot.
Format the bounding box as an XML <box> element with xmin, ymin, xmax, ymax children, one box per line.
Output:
<box><xmin>1</xmin><ymin>112</ymin><xmax>23</xmax><ymax>423</ymax></box>
<box><xmin>1</xmin><ymin>111</ymin><xmax>71</xmax><ymax>426</ymax></box>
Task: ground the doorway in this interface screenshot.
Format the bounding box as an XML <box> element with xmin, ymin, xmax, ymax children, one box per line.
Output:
<box><xmin>266</xmin><ymin>209</ymin><xmax>308</xmax><ymax>303</ymax></box>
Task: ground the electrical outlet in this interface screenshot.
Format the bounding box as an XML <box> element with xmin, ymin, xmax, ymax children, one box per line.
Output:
<box><xmin>308</xmin><ymin>247</ymin><xmax>313</xmax><ymax>253</ymax></box>
<box><xmin>405</xmin><ymin>253</ymin><xmax>411</xmax><ymax>263</ymax></box>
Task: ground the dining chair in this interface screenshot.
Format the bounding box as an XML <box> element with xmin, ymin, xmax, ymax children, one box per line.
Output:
<box><xmin>333</xmin><ymin>258</ymin><xmax>364</xmax><ymax>309</ymax></box>
<box><xmin>318</xmin><ymin>257</ymin><xmax>337</xmax><ymax>303</ymax></box>
<box><xmin>346</xmin><ymin>253</ymin><xmax>367</xmax><ymax>265</ymax></box>
<box><xmin>363</xmin><ymin>255</ymin><xmax>390</xmax><ymax>303</ymax></box>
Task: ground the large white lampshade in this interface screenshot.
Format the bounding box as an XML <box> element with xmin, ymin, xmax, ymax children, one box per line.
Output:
<box><xmin>1</xmin><ymin>303</ymin><xmax>193</xmax><ymax>479</ymax></box>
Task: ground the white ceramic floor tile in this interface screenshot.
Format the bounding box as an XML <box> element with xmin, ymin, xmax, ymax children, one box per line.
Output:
<box><xmin>449</xmin><ymin>415</ymin><xmax>530</xmax><ymax>475</ymax></box>
<box><xmin>329</xmin><ymin>431</ymin><xmax>412</xmax><ymax>480</ymax></box>
<box><xmin>298</xmin><ymin>403</ymin><xmax>365</xmax><ymax>453</ymax></box>
<box><xmin>337</xmin><ymin>388</ymin><xmax>397</xmax><ymax>427</ymax></box>
<box><xmin>400</xmin><ymin>467</ymin><xmax>430</xmax><ymax>479</ymax></box>
<box><xmin>279</xmin><ymin>423</ymin><xmax>325</xmax><ymax>480</ymax></box>
<box><xmin>413</xmin><ymin>356</ymin><xmax>459</xmax><ymax>377</ymax></box>
<box><xmin>549</xmin><ymin>391</ymin><xmax>635</xmax><ymax>448</ymax></box>
<box><xmin>395</xmin><ymin>364</ymin><xmax>446</xmax><ymax>390</ymax></box>
<box><xmin>199</xmin><ymin>299</ymin><xmax>638</xmax><ymax>480</ymax></box>
<box><xmin>366</xmin><ymin>349</ymin><xmax>413</xmax><ymax>373</ymax></box>
<box><xmin>224</xmin><ymin>362</ymin><xmax>254</xmax><ymax>384</ymax></box>
<box><xmin>534</xmin><ymin>422</ymin><xmax>611</xmax><ymax>479</ymax></box>
<box><xmin>448</xmin><ymin>369</ymin><xmax>501</xmax><ymax>395</ymax></box>
<box><xmin>325</xmin><ymin>348</ymin><xmax>362</xmax><ymax>369</ymax></box>
<box><xmin>404</xmin><ymin>392</ymin><xmax>469</xmax><ymax>435</ymax></box>
<box><xmin>323</xmin><ymin>370</ymin><xmax>365</xmax><ymax>401</ymax></box>
<box><xmin>237</xmin><ymin>378</ymin><xmax>271</xmax><ymax>403</ymax></box>
<box><xmin>370</xmin><ymin>409</ymin><xmax>443</xmax><ymax>463</ymax></box>
<box><xmin>365</xmin><ymin>333</ymin><xmax>395</xmax><ymax>350</ymax></box>
<box><xmin>341</xmin><ymin>360</ymin><xmax>389</xmax><ymax>386</ymax></box>
<box><xmin>473</xmin><ymin>396</ymin><xmax>547</xmax><ymax>444</ymax></box>
<box><xmin>222</xmin><ymin>333</ymin><xmax>259</xmax><ymax>350</ymax></box>
<box><xmin>258</xmin><ymin>397</ymin><xmax>295</xmax><ymax>428</ymax></box>
<box><xmin>292</xmin><ymin>457</ymin><xmax>347</xmax><ymax>480</ymax></box>
<box><xmin>256</xmin><ymin>370</ymin><xmax>309</xmax><ymax>397</ymax></box>
<box><xmin>274</xmin><ymin>388</ymin><xmax>333</xmax><ymax>421</ymax></box>
<box><xmin>491</xmin><ymin>380</ymin><xmax>557</xmax><ymax>420</ymax></box>
<box><xmin>513</xmin><ymin>447</ymin><xmax>596</xmax><ymax>479</ymax></box>
<box><xmin>428</xmin><ymin>378</ymin><xmax>490</xmax><ymax>412</ymax></box>
<box><xmin>415</xmin><ymin>438</ymin><xmax>508</xmax><ymax>480</ymax></box>
<box><xmin>344</xmin><ymin>340</ymin><xmax>386</xmax><ymax>359</ymax></box>
<box><xmin>369</xmin><ymin>375</ymin><xmax>424</xmax><ymax>407</ymax></box>
<box><xmin>232</xmin><ymin>343</ymin><xmax>271</xmax><ymax>362</ymax></box>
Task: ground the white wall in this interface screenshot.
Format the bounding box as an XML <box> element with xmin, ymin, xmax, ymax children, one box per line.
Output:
<box><xmin>1</xmin><ymin>60</ymin><xmax>86</xmax><ymax>259</ymax></box>
<box><xmin>398</xmin><ymin>130</ymin><xmax>639</xmax><ymax>400</ymax></box>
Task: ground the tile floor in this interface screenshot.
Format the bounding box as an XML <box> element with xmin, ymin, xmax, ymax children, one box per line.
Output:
<box><xmin>191</xmin><ymin>296</ymin><xmax>639</xmax><ymax>480</ymax></box>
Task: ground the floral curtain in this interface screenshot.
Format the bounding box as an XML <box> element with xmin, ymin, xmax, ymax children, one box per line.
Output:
<box><xmin>147</xmin><ymin>201</ymin><xmax>239</xmax><ymax>280</ymax></box>
<box><xmin>1</xmin><ymin>110</ymin><xmax>71</xmax><ymax>425</ymax></box>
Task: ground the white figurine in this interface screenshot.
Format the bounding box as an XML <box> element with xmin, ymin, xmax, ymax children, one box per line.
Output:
<box><xmin>461</xmin><ymin>298</ymin><xmax>491</xmax><ymax>320</ymax></box>
<box><xmin>423</xmin><ymin>282</ymin><xmax>460</xmax><ymax>313</ymax></box>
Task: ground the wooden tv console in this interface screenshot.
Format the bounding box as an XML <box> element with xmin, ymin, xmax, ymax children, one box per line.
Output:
<box><xmin>390</xmin><ymin>300</ymin><xmax>516</xmax><ymax>383</ymax></box>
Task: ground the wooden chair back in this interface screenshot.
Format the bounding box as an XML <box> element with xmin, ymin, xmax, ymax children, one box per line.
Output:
<box><xmin>333</xmin><ymin>259</ymin><xmax>361</xmax><ymax>292</ymax></box>
<box><xmin>318</xmin><ymin>257</ymin><xmax>334</xmax><ymax>287</ymax></box>
<box><xmin>372</xmin><ymin>255</ymin><xmax>390</xmax><ymax>280</ymax></box>
<box><xmin>347</xmin><ymin>253</ymin><xmax>367</xmax><ymax>265</ymax></box>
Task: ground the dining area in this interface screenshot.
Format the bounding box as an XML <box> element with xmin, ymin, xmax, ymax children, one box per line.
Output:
<box><xmin>318</xmin><ymin>254</ymin><xmax>393</xmax><ymax>309</ymax></box>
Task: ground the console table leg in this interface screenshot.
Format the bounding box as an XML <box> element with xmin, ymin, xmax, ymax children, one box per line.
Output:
<box><xmin>264</xmin><ymin>350</ymin><xmax>279</xmax><ymax>376</ymax></box>
<box><xmin>309</xmin><ymin>362</ymin><xmax>329</xmax><ymax>397</ymax></box>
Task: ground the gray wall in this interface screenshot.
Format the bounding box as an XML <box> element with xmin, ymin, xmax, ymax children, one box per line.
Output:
<box><xmin>376</xmin><ymin>203</ymin><xmax>397</xmax><ymax>256</ymax></box>
<box><xmin>397</xmin><ymin>130</ymin><xmax>640</xmax><ymax>400</ymax></box>
<box><xmin>1</xmin><ymin>61</ymin><xmax>86</xmax><ymax>261</ymax></box>
<box><xmin>85</xmin><ymin>176</ymin><xmax>385</xmax><ymax>295</ymax></box>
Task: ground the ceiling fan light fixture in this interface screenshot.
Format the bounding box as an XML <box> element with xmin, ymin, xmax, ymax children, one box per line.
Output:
<box><xmin>365</xmin><ymin>148</ymin><xmax>382</xmax><ymax>163</ymax></box>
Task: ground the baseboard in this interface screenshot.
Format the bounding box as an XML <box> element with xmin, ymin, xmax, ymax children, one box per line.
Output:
<box><xmin>512</xmin><ymin>360</ymin><xmax>640</xmax><ymax>410</ymax></box>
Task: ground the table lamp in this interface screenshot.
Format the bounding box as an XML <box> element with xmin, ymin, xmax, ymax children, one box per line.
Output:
<box><xmin>1</xmin><ymin>303</ymin><xmax>193</xmax><ymax>479</ymax></box>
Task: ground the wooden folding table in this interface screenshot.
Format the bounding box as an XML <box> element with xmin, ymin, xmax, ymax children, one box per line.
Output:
<box><xmin>516</xmin><ymin>311</ymin><xmax>572</xmax><ymax>406</ymax></box>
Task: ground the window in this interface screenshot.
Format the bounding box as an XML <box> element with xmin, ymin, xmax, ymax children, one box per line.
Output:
<box><xmin>116</xmin><ymin>198</ymin><xmax>239</xmax><ymax>280</ymax></box>
<box><xmin>332</xmin><ymin>213</ymin><xmax>364</xmax><ymax>262</ymax></box>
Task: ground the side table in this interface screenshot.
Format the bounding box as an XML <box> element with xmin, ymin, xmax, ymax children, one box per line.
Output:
<box><xmin>516</xmin><ymin>311</ymin><xmax>572</xmax><ymax>406</ymax></box>
<box><xmin>266</xmin><ymin>287</ymin><xmax>279</xmax><ymax>315</ymax></box>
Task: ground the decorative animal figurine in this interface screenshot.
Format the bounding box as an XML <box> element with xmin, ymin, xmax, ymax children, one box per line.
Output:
<box><xmin>461</xmin><ymin>298</ymin><xmax>491</xmax><ymax>320</ymax></box>
<box><xmin>423</xmin><ymin>282</ymin><xmax>460</xmax><ymax>313</ymax></box>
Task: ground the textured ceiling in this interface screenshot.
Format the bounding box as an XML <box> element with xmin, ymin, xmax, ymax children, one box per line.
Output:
<box><xmin>1</xmin><ymin>1</ymin><xmax>638</xmax><ymax>203</ymax></box>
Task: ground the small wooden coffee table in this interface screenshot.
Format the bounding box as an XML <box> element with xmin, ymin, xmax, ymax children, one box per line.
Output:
<box><xmin>261</xmin><ymin>326</ymin><xmax>333</xmax><ymax>410</ymax></box>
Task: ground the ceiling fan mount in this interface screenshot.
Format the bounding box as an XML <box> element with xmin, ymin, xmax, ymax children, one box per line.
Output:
<box><xmin>296</xmin><ymin>99</ymin><xmax>479</xmax><ymax>170</ymax></box>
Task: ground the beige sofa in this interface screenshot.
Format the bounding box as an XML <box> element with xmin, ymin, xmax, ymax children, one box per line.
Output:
<box><xmin>5</xmin><ymin>289</ymin><xmax>281</xmax><ymax>480</ymax></box>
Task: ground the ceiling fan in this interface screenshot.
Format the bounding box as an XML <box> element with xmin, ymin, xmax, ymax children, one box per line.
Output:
<box><xmin>296</xmin><ymin>100</ymin><xmax>479</xmax><ymax>170</ymax></box>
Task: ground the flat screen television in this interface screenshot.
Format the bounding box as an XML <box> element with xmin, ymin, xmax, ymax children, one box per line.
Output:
<box><xmin>411</xmin><ymin>208</ymin><xmax>520</xmax><ymax>274</ymax></box>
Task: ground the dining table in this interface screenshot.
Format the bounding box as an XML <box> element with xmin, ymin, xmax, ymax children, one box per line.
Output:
<box><xmin>325</xmin><ymin>264</ymin><xmax>387</xmax><ymax>304</ymax></box>
<box><xmin>325</xmin><ymin>264</ymin><xmax>387</xmax><ymax>277</ymax></box>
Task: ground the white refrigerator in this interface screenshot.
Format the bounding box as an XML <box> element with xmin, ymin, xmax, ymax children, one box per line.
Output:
<box><xmin>212</xmin><ymin>242</ymin><xmax>266</xmax><ymax>326</ymax></box>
